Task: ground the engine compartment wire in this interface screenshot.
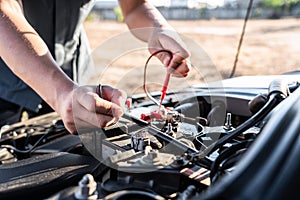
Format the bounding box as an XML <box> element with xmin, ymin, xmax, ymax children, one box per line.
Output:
<box><xmin>143</xmin><ymin>49</ymin><xmax>173</xmax><ymax>112</ymax></box>
<box><xmin>0</xmin><ymin>133</ymin><xmax>48</xmax><ymax>154</ymax></box>
<box><xmin>196</xmin><ymin>91</ymin><xmax>286</xmax><ymax>159</ymax></box>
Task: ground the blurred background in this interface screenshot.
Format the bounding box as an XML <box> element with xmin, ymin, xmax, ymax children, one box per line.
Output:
<box><xmin>84</xmin><ymin>0</ymin><xmax>300</xmax><ymax>95</ymax></box>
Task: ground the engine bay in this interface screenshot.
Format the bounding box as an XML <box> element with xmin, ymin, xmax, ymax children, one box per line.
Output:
<box><xmin>0</xmin><ymin>75</ymin><xmax>299</xmax><ymax>200</ymax></box>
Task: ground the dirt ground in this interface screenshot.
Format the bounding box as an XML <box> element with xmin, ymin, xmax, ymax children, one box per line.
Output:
<box><xmin>84</xmin><ymin>19</ymin><xmax>300</xmax><ymax>95</ymax></box>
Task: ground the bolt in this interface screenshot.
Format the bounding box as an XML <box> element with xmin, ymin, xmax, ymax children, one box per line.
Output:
<box><xmin>224</xmin><ymin>113</ymin><xmax>232</xmax><ymax>130</ymax></box>
<box><xmin>148</xmin><ymin>150</ymin><xmax>158</xmax><ymax>159</ymax></box>
<box><xmin>75</xmin><ymin>174</ymin><xmax>98</xmax><ymax>200</ymax></box>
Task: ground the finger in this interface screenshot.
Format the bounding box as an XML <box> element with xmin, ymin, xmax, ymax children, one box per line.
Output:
<box><xmin>75</xmin><ymin>115</ymin><xmax>117</xmax><ymax>130</ymax></box>
<box><xmin>155</xmin><ymin>51</ymin><xmax>172</xmax><ymax>67</ymax></box>
<box><xmin>169</xmin><ymin>59</ymin><xmax>190</xmax><ymax>78</ymax></box>
<box><xmin>74</xmin><ymin>86</ymin><xmax>123</xmax><ymax>118</ymax></box>
<box><xmin>64</xmin><ymin>122</ymin><xmax>77</xmax><ymax>135</ymax></box>
<box><xmin>158</xmin><ymin>34</ymin><xmax>190</xmax><ymax>62</ymax></box>
<box><xmin>101</xmin><ymin>85</ymin><xmax>126</xmax><ymax>115</ymax></box>
<box><xmin>73</xmin><ymin>103</ymin><xmax>117</xmax><ymax>128</ymax></box>
<box><xmin>96</xmin><ymin>100</ymin><xmax>123</xmax><ymax>118</ymax></box>
<box><xmin>111</xmin><ymin>90</ymin><xmax>127</xmax><ymax>112</ymax></box>
<box><xmin>168</xmin><ymin>53</ymin><xmax>186</xmax><ymax>68</ymax></box>
<box><xmin>149</xmin><ymin>47</ymin><xmax>171</xmax><ymax>67</ymax></box>
<box><xmin>102</xmin><ymin>85</ymin><xmax>127</xmax><ymax>107</ymax></box>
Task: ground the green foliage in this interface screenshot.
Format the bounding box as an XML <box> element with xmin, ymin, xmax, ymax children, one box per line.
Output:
<box><xmin>262</xmin><ymin>0</ymin><xmax>284</xmax><ymax>8</ymax></box>
<box><xmin>85</xmin><ymin>12</ymin><xmax>101</xmax><ymax>21</ymax></box>
<box><xmin>114</xmin><ymin>6</ymin><xmax>124</xmax><ymax>22</ymax></box>
<box><xmin>262</xmin><ymin>0</ymin><xmax>299</xmax><ymax>9</ymax></box>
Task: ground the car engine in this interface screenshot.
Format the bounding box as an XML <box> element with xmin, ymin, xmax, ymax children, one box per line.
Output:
<box><xmin>0</xmin><ymin>75</ymin><xmax>300</xmax><ymax>200</ymax></box>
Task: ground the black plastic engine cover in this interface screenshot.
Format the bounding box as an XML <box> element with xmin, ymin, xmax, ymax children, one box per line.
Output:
<box><xmin>0</xmin><ymin>152</ymin><xmax>100</xmax><ymax>200</ymax></box>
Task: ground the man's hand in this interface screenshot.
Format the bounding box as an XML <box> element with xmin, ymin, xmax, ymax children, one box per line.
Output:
<box><xmin>57</xmin><ymin>85</ymin><xmax>126</xmax><ymax>134</ymax></box>
<box><xmin>148</xmin><ymin>30</ymin><xmax>190</xmax><ymax>77</ymax></box>
<box><xmin>118</xmin><ymin>0</ymin><xmax>190</xmax><ymax>78</ymax></box>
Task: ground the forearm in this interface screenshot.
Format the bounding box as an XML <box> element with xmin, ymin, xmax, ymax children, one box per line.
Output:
<box><xmin>0</xmin><ymin>1</ymin><xmax>75</xmax><ymax>112</ymax></box>
<box><xmin>118</xmin><ymin>0</ymin><xmax>173</xmax><ymax>42</ymax></box>
<box><xmin>118</xmin><ymin>0</ymin><xmax>190</xmax><ymax>76</ymax></box>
